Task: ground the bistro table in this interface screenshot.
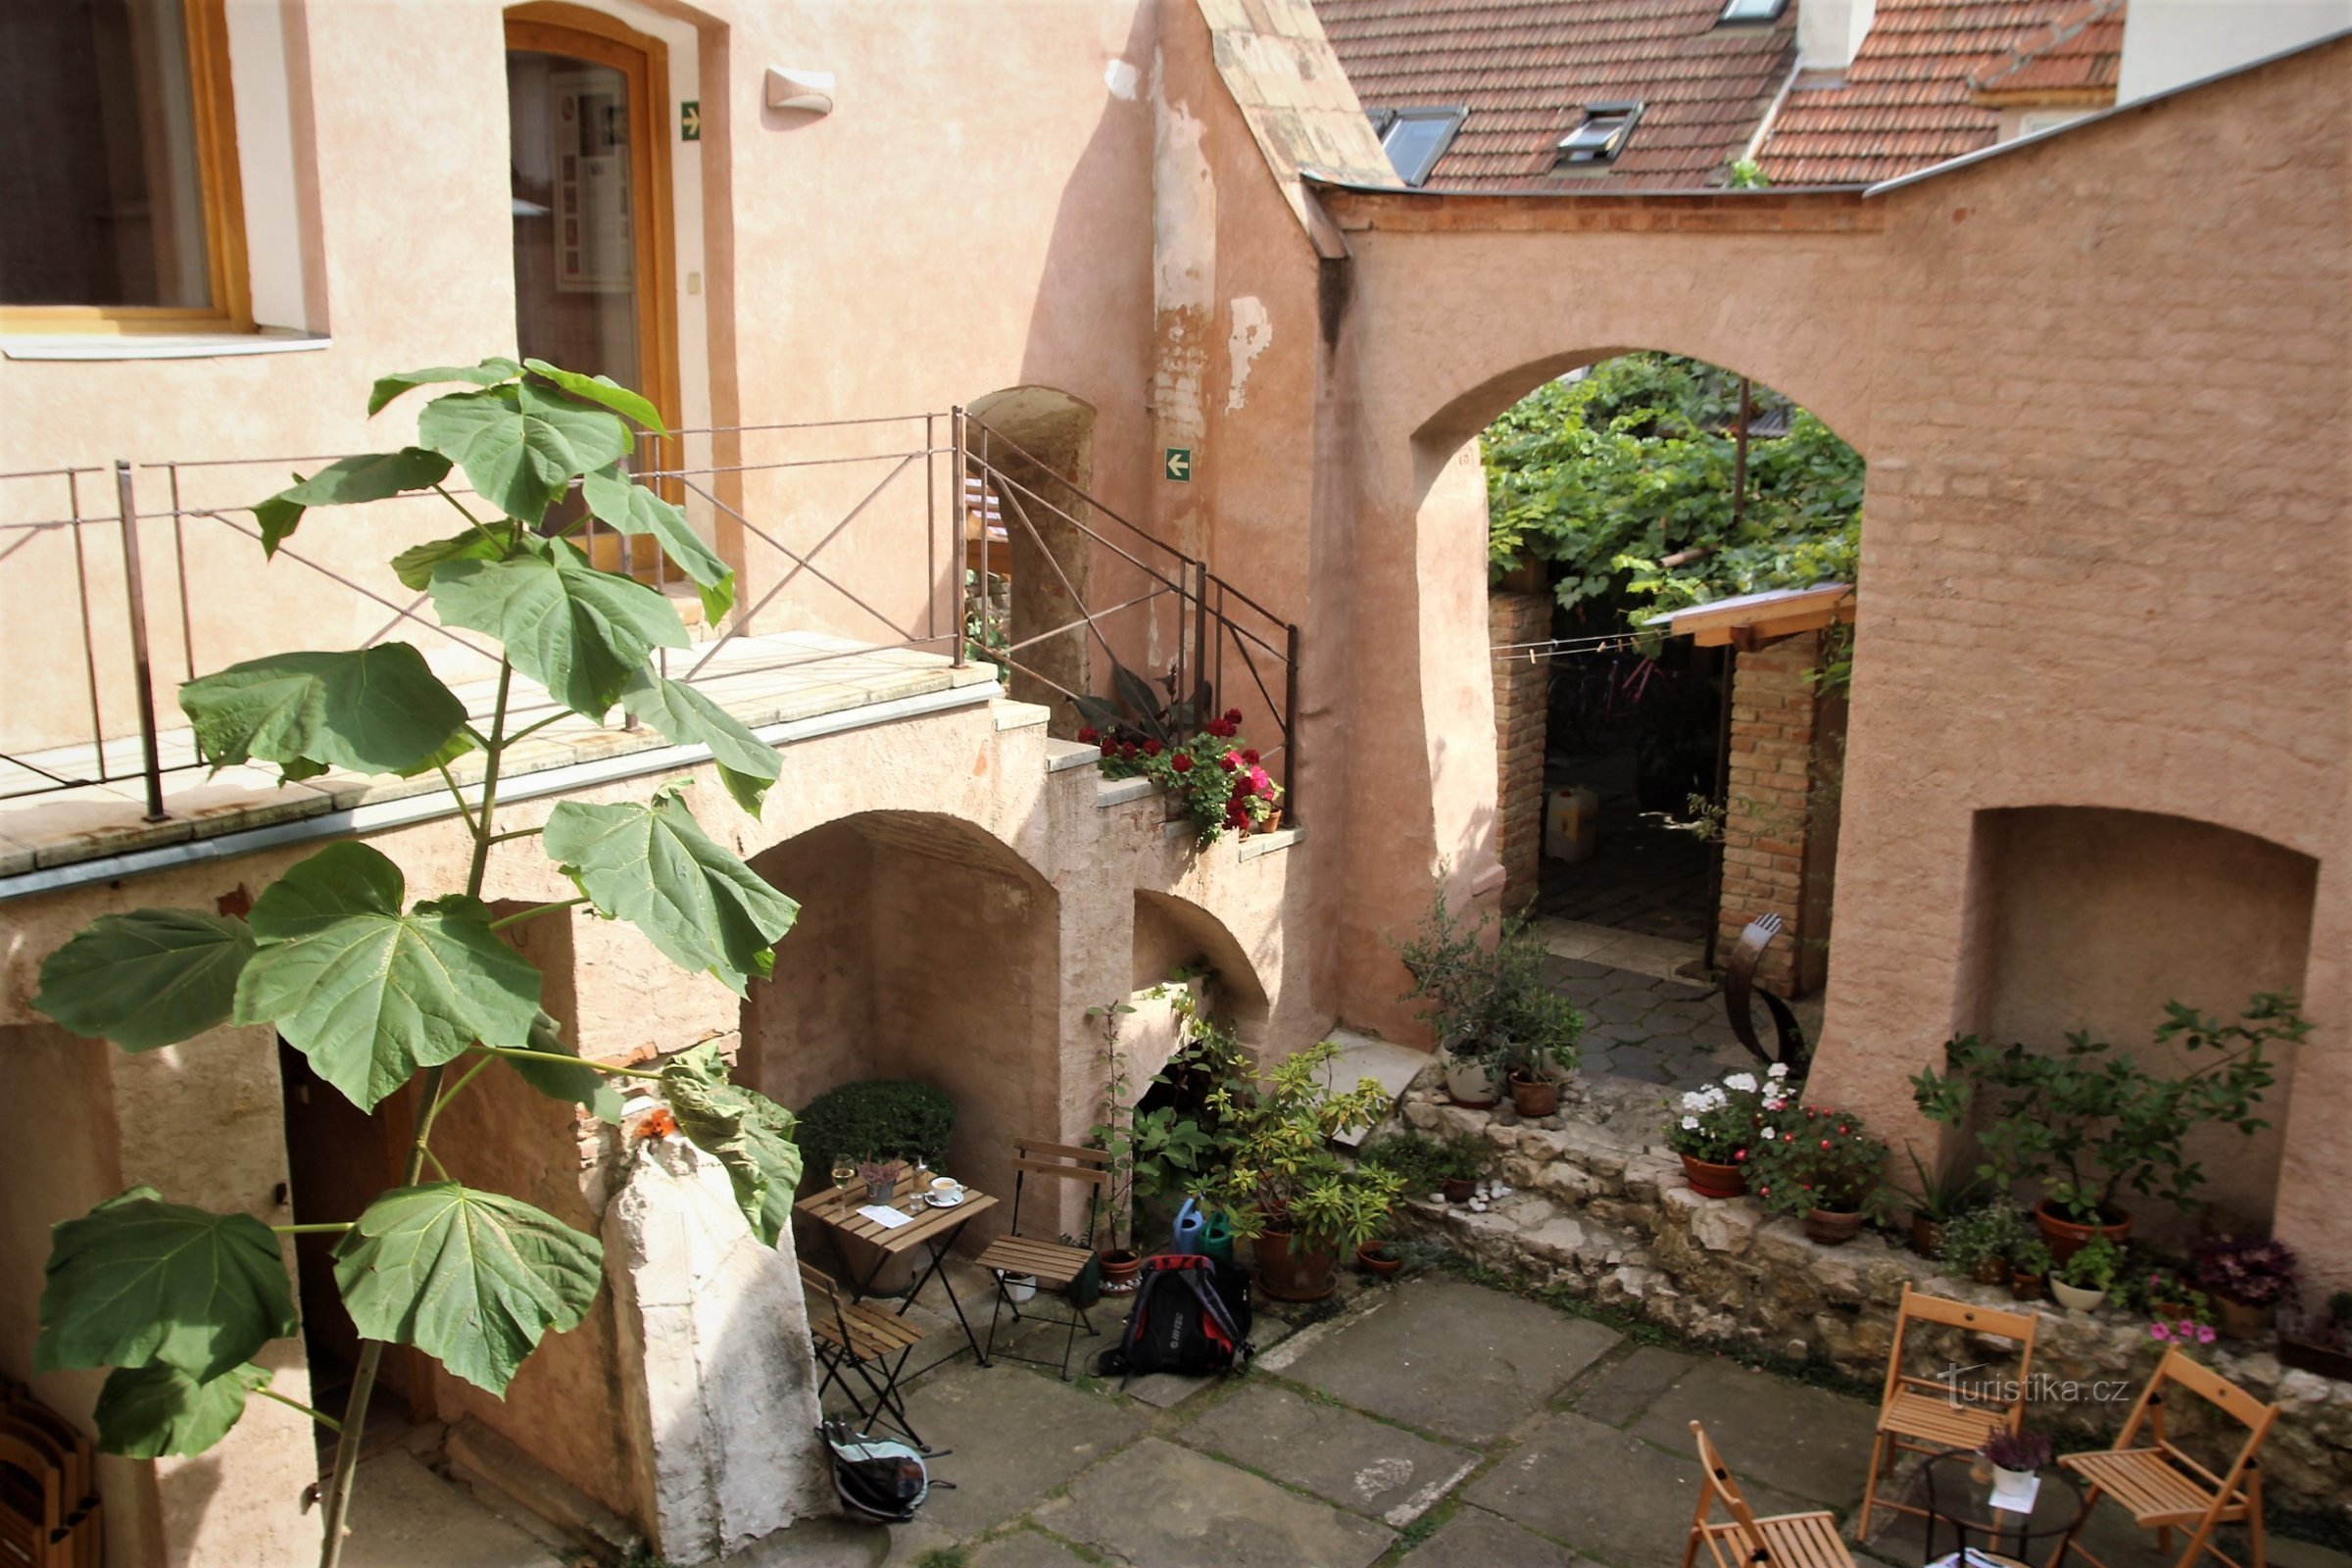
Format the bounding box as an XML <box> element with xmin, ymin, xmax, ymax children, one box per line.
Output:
<box><xmin>1907</xmin><ymin>1446</ymin><xmax>2090</xmax><ymax>1568</ymax></box>
<box><xmin>794</xmin><ymin>1165</ymin><xmax>999</xmax><ymax>1367</ymax></box>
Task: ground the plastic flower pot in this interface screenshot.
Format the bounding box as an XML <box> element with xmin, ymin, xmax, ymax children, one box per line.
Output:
<box><xmin>2050</xmin><ymin>1279</ymin><xmax>2107</xmax><ymax>1314</ymax></box>
<box><xmin>1444</xmin><ymin>1058</ymin><xmax>1498</xmax><ymax>1108</ymax></box>
<box><xmin>1680</xmin><ymin>1154</ymin><xmax>1748</xmax><ymax>1200</ymax></box>
<box><xmin>999</xmin><ymin>1271</ymin><xmax>1038</xmax><ymax>1304</ymax></box>
<box><xmin>1803</xmin><ymin>1207</ymin><xmax>1864</xmax><ymax>1247</ymax></box>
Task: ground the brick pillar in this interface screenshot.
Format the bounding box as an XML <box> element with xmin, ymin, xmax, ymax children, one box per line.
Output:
<box><xmin>1490</xmin><ymin>590</ymin><xmax>1551</xmax><ymax>913</ymax></box>
<box><xmin>1718</xmin><ymin>631</ymin><xmax>1827</xmax><ymax>995</ymax></box>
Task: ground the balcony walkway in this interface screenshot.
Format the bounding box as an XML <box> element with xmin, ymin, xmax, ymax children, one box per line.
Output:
<box><xmin>0</xmin><ymin>630</ymin><xmax>999</xmax><ymax>888</ymax></box>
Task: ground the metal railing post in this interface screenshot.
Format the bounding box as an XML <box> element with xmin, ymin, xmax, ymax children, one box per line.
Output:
<box><xmin>1191</xmin><ymin>559</ymin><xmax>1209</xmax><ymax>712</ymax></box>
<box><xmin>951</xmin><ymin>409</ymin><xmax>968</xmax><ymax>668</ymax></box>
<box><xmin>1283</xmin><ymin>623</ymin><xmax>1301</xmax><ymax>822</ymax></box>
<box><xmin>113</xmin><ymin>460</ymin><xmax>170</xmax><ymax>821</ymax></box>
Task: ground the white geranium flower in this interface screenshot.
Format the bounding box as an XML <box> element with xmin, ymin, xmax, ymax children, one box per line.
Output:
<box><xmin>1679</xmin><ymin>1091</ymin><xmax>1706</xmax><ymax>1110</ymax></box>
<box><xmin>1682</xmin><ymin>1115</ymin><xmax>1700</xmax><ymax>1130</ymax></box>
<box><xmin>1724</xmin><ymin>1072</ymin><xmax>1759</xmax><ymax>1093</ymax></box>
<box><xmin>1761</xmin><ymin>1127</ymin><xmax>1778</xmax><ymax>1141</ymax></box>
<box><xmin>1767</xmin><ymin>1062</ymin><xmax>1790</xmax><ymax>1079</ymax></box>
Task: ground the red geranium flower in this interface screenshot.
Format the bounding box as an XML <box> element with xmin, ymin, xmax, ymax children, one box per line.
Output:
<box><xmin>1224</xmin><ymin>708</ymin><xmax>1243</xmax><ymax>725</ymax></box>
<box><xmin>1241</xmin><ymin>748</ymin><xmax>1260</xmax><ymax>765</ymax></box>
<box><xmin>1171</xmin><ymin>753</ymin><xmax>1194</xmax><ymax>773</ymax></box>
<box><xmin>1142</xmin><ymin>738</ymin><xmax>1163</xmax><ymax>757</ymax></box>
<box><xmin>1076</xmin><ymin>725</ymin><xmax>1099</xmax><ymax>745</ymax></box>
<box><xmin>1122</xmin><ymin>742</ymin><xmax>1138</xmax><ymax>760</ymax></box>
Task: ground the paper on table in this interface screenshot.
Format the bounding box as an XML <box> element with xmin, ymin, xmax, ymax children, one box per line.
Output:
<box><xmin>1988</xmin><ymin>1471</ymin><xmax>2041</xmax><ymax>1513</ymax></box>
<box><xmin>1929</xmin><ymin>1550</ymin><xmax>2014</xmax><ymax>1568</ymax></box>
<box><xmin>858</xmin><ymin>1203</ymin><xmax>914</xmax><ymax>1229</ymax></box>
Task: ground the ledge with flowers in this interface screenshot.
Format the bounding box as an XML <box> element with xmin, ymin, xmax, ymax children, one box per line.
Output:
<box><xmin>1076</xmin><ymin>708</ymin><xmax>1284</xmax><ymax>848</ymax></box>
<box><xmin>1377</xmin><ymin>1062</ymin><xmax>2352</xmax><ymax>1511</ymax></box>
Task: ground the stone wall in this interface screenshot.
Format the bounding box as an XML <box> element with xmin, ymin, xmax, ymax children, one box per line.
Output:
<box><xmin>1392</xmin><ymin>1073</ymin><xmax>2352</xmax><ymax>1517</ymax></box>
<box><xmin>1489</xmin><ymin>590</ymin><xmax>1552</xmax><ymax>913</ymax></box>
<box><xmin>1719</xmin><ymin>633</ymin><xmax>1826</xmax><ymax>996</ymax></box>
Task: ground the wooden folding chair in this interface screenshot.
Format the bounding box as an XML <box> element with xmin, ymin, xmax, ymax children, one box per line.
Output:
<box><xmin>0</xmin><ymin>1427</ymin><xmax>71</xmax><ymax>1568</ymax></box>
<box><xmin>2047</xmin><ymin>1348</ymin><xmax>2277</xmax><ymax>1568</ymax></box>
<box><xmin>1686</xmin><ymin>1419</ymin><xmax>1856</xmax><ymax>1568</ymax></box>
<box><xmin>1859</xmin><ymin>1283</ymin><xmax>2040</xmax><ymax>1536</ymax></box>
<box><xmin>2</xmin><ymin>1397</ymin><xmax>99</xmax><ymax>1568</ymax></box>
<box><xmin>975</xmin><ymin>1138</ymin><xmax>1106</xmax><ymax>1380</ymax></box>
<box><xmin>800</xmin><ymin>1261</ymin><xmax>930</xmax><ymax>1448</ymax></box>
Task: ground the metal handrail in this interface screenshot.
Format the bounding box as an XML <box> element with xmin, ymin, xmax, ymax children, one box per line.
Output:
<box><xmin>0</xmin><ymin>409</ymin><xmax>1303</xmax><ymax>820</ymax></box>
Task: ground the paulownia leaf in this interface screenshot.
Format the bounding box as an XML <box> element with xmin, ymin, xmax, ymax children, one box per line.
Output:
<box><xmin>34</xmin><ymin>909</ymin><xmax>256</xmax><ymax>1052</ymax></box>
<box><xmin>662</xmin><ymin>1042</ymin><xmax>803</xmax><ymax>1246</ymax></box>
<box><xmin>429</xmin><ymin>536</ymin><xmax>689</xmax><ymax>719</ymax></box>
<box><xmin>249</xmin><ymin>449</ymin><xmax>455</xmax><ymax>556</ymax></box>
<box><xmin>579</xmin><ymin>463</ymin><xmax>734</xmax><ymax>623</ymax></box>
<box><xmin>368</xmin><ymin>357</ymin><xmax>522</xmax><ymax>417</ymax></box>
<box><xmin>524</xmin><ymin>359</ymin><xmax>665</xmax><ymax>434</ymax></box>
<box><xmin>235</xmin><ymin>843</ymin><xmax>542</xmax><ymax>1110</ymax></box>
<box><xmin>617</xmin><ymin>669</ymin><xmax>779</xmax><ymax>816</ymax></box>
<box><xmin>509</xmin><ymin>1011</ymin><xmax>624</xmax><ymax>1125</ymax></box>
<box><xmin>179</xmin><ymin>645</ymin><xmax>467</xmax><ymax>781</ymax></box>
<box><xmin>390</xmin><ymin>521</ymin><xmax>526</xmax><ymax>590</ymax></box>
<box><xmin>95</xmin><ymin>1361</ymin><xmax>271</xmax><ymax>1459</ymax></box>
<box><xmin>416</xmin><ymin>381</ymin><xmax>631</xmax><ymax>525</ymax></box>
<box><xmin>333</xmin><ymin>1182</ymin><xmax>602</xmax><ymax>1396</ymax></box>
<box><xmin>36</xmin><ymin>1188</ymin><xmax>297</xmax><ymax>1382</ymax></box>
<box><xmin>541</xmin><ymin>786</ymin><xmax>799</xmax><ymax>995</ymax></box>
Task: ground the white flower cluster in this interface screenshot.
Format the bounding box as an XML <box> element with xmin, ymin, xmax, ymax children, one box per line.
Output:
<box><xmin>1724</xmin><ymin>1071</ymin><xmax>1759</xmax><ymax>1093</ymax></box>
<box><xmin>1678</xmin><ymin>1085</ymin><xmax>1731</xmax><ymax>1112</ymax></box>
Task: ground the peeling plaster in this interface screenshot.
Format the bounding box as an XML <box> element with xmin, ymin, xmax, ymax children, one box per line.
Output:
<box><xmin>1152</xmin><ymin>46</ymin><xmax>1216</xmax><ymax>482</ymax></box>
<box><xmin>1225</xmin><ymin>296</ymin><xmax>1271</xmax><ymax>412</ymax></box>
<box><xmin>1104</xmin><ymin>58</ymin><xmax>1139</xmax><ymax>100</ymax></box>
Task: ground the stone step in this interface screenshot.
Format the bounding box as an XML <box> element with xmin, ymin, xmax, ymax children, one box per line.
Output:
<box><xmin>441</xmin><ymin>1415</ymin><xmax>644</xmax><ymax>1560</ymax></box>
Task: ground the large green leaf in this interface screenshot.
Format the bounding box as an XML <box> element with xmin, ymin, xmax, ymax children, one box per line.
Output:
<box><xmin>524</xmin><ymin>360</ymin><xmax>664</xmax><ymax>434</ymax></box>
<box><xmin>509</xmin><ymin>1011</ymin><xmax>624</xmax><ymax>1125</ymax></box>
<box><xmin>333</xmin><ymin>1182</ymin><xmax>603</xmax><ymax>1396</ymax></box>
<box><xmin>34</xmin><ymin>909</ymin><xmax>256</xmax><ymax>1052</ymax></box>
<box><xmin>235</xmin><ymin>843</ymin><xmax>543</xmax><ymax>1110</ymax></box>
<box><xmin>95</xmin><ymin>1361</ymin><xmax>271</xmax><ymax>1458</ymax></box>
<box><xmin>390</xmin><ymin>521</ymin><xmax>526</xmax><ymax>590</ymax></box>
<box><xmin>417</xmin><ymin>381</ymin><xmax>631</xmax><ymax>525</ymax></box>
<box><xmin>429</xmin><ymin>537</ymin><xmax>689</xmax><ymax>719</ymax></box>
<box><xmin>579</xmin><ymin>464</ymin><xmax>734</xmax><ymax>622</ymax></box>
<box><xmin>542</xmin><ymin>787</ymin><xmax>800</xmax><ymax>995</ymax></box>
<box><xmin>368</xmin><ymin>357</ymin><xmax>522</xmax><ymax>417</ymax></box>
<box><xmin>662</xmin><ymin>1043</ymin><xmax>803</xmax><ymax>1247</ymax></box>
<box><xmin>36</xmin><ymin>1188</ymin><xmax>297</xmax><ymax>1382</ymax></box>
<box><xmin>250</xmin><ymin>449</ymin><xmax>455</xmax><ymax>555</ymax></box>
<box><xmin>617</xmin><ymin>669</ymin><xmax>778</xmax><ymax>816</ymax></box>
<box><xmin>180</xmin><ymin>645</ymin><xmax>467</xmax><ymax>781</ymax></box>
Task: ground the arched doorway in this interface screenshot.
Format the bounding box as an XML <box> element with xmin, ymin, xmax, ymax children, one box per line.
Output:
<box><xmin>964</xmin><ymin>386</ymin><xmax>1098</xmax><ymax>731</ymax></box>
<box><xmin>737</xmin><ymin>809</ymin><xmax>1060</xmax><ymax>1228</ymax></box>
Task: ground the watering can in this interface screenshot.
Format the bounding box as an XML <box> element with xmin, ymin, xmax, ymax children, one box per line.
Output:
<box><xmin>1173</xmin><ymin>1199</ymin><xmax>1236</xmax><ymax>1266</ymax></box>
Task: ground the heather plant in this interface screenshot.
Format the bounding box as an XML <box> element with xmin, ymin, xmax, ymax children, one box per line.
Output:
<box><xmin>28</xmin><ymin>358</ymin><xmax>803</xmax><ymax>1568</ymax></box>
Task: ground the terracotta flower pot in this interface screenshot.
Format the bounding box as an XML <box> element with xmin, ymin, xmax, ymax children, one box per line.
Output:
<box><xmin>1444</xmin><ymin>1058</ymin><xmax>1498</xmax><ymax>1108</ymax></box>
<box><xmin>2009</xmin><ymin>1270</ymin><xmax>2046</xmax><ymax>1303</ymax></box>
<box><xmin>1910</xmin><ymin>1216</ymin><xmax>1949</xmax><ymax>1258</ymax></box>
<box><xmin>1971</xmin><ymin>1256</ymin><xmax>2009</xmax><ymax>1287</ymax></box>
<box><xmin>2213</xmin><ymin>1294</ymin><xmax>2276</xmax><ymax>1342</ymax></box>
<box><xmin>1508</xmin><ymin>1072</ymin><xmax>1560</xmax><ymax>1118</ymax></box>
<box><xmin>1804</xmin><ymin>1207</ymin><xmax>1865</xmax><ymax>1247</ymax></box>
<box><xmin>1681</xmin><ymin>1153</ymin><xmax>1747</xmax><ymax>1200</ymax></box>
<box><xmin>1101</xmin><ymin>1248</ymin><xmax>1144</xmax><ymax>1296</ymax></box>
<box><xmin>1253</xmin><ymin>1230</ymin><xmax>1338</xmax><ymax>1302</ymax></box>
<box><xmin>2034</xmin><ymin>1200</ymin><xmax>2132</xmax><ymax>1266</ymax></box>
<box><xmin>1441</xmin><ymin>1177</ymin><xmax>1476</xmax><ymax>1204</ymax></box>
<box><xmin>1356</xmin><ymin>1242</ymin><xmax>1402</xmax><ymax>1277</ymax></box>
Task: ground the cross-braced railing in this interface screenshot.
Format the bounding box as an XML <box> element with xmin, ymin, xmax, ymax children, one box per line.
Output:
<box><xmin>0</xmin><ymin>409</ymin><xmax>1301</xmax><ymax>825</ymax></box>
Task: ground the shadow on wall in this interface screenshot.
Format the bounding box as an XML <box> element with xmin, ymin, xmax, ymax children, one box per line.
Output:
<box><xmin>966</xmin><ymin>385</ymin><xmax>1099</xmax><ymax>733</ymax></box>
<box><xmin>1132</xmin><ymin>886</ymin><xmax>1271</xmax><ymax>1056</ymax></box>
<box><xmin>1953</xmin><ymin>805</ymin><xmax>2319</xmax><ymax>1243</ymax></box>
<box><xmin>736</xmin><ymin>809</ymin><xmax>1060</xmax><ymax>1240</ymax></box>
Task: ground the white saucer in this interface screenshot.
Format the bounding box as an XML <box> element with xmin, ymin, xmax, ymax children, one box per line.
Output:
<box><xmin>925</xmin><ymin>1192</ymin><xmax>967</xmax><ymax>1208</ymax></box>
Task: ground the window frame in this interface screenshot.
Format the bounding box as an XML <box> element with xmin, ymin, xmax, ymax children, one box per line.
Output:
<box><xmin>1717</xmin><ymin>0</ymin><xmax>1790</xmax><ymax>24</ymax></box>
<box><xmin>1375</xmin><ymin>105</ymin><xmax>1467</xmax><ymax>188</ymax></box>
<box><xmin>2</xmin><ymin>0</ymin><xmax>253</xmax><ymax>335</ymax></box>
<box><xmin>1554</xmin><ymin>101</ymin><xmax>1644</xmax><ymax>168</ymax></box>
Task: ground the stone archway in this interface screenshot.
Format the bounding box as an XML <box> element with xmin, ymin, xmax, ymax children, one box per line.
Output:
<box><xmin>966</xmin><ymin>385</ymin><xmax>1098</xmax><ymax>730</ymax></box>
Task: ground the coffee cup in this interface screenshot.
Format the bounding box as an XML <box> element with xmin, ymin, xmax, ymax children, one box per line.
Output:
<box><xmin>929</xmin><ymin>1176</ymin><xmax>963</xmax><ymax>1202</ymax></box>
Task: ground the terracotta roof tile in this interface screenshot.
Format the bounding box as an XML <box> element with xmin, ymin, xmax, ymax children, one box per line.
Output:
<box><xmin>1752</xmin><ymin>0</ymin><xmax>2094</xmax><ymax>184</ymax></box>
<box><xmin>1969</xmin><ymin>0</ymin><xmax>2127</xmax><ymax>99</ymax></box>
<box><xmin>1312</xmin><ymin>0</ymin><xmax>1798</xmax><ymax>189</ymax></box>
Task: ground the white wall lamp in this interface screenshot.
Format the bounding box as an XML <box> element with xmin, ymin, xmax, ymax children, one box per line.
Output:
<box><xmin>765</xmin><ymin>67</ymin><xmax>836</xmax><ymax>116</ymax></box>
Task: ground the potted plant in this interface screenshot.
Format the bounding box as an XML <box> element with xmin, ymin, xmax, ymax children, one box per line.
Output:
<box><xmin>1206</xmin><ymin>1040</ymin><xmax>1402</xmax><ymax>1302</ymax></box>
<box><xmin>1912</xmin><ymin>995</ymin><xmax>2299</xmax><ymax>1264</ymax></box>
<box><xmin>2278</xmin><ymin>1291</ymin><xmax>2352</xmax><ymax>1382</ymax></box>
<box><xmin>1944</xmin><ymin>1203</ymin><xmax>2026</xmax><ymax>1288</ymax></box>
<box><xmin>1362</xmin><ymin>1131</ymin><xmax>1486</xmax><ymax>1205</ymax></box>
<box><xmin>1395</xmin><ymin>883</ymin><xmax>1583</xmax><ymax>1110</ymax></box>
<box><xmin>1665</xmin><ymin>1066</ymin><xmax>1794</xmax><ymax>1198</ymax></box>
<box><xmin>2193</xmin><ymin>1235</ymin><xmax>2298</xmax><ymax>1341</ymax></box>
<box><xmin>2051</xmin><ymin>1231</ymin><xmax>2123</xmax><ymax>1313</ymax></box>
<box><xmin>1749</xmin><ymin>1103</ymin><xmax>1895</xmax><ymax>1246</ymax></box>
<box><xmin>1357</xmin><ymin>1240</ymin><xmax>1403</xmax><ymax>1277</ymax></box>
<box><xmin>1077</xmin><ymin>677</ymin><xmax>1282</xmax><ymax>849</ymax></box>
<box><xmin>1902</xmin><ymin>1145</ymin><xmax>1993</xmax><ymax>1259</ymax></box>
<box><xmin>1982</xmin><ymin>1430</ymin><xmax>2053</xmax><ymax>1492</ymax></box>
<box><xmin>2007</xmin><ymin>1236</ymin><xmax>2052</xmax><ymax>1302</ymax></box>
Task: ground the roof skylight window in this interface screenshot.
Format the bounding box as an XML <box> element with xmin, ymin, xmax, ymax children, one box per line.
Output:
<box><xmin>1371</xmin><ymin>106</ymin><xmax>1466</xmax><ymax>187</ymax></box>
<box><xmin>1718</xmin><ymin>0</ymin><xmax>1789</xmax><ymax>23</ymax></box>
<box><xmin>1555</xmin><ymin>102</ymin><xmax>1642</xmax><ymax>166</ymax></box>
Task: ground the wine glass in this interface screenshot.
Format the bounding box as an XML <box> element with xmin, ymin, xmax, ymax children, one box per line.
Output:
<box><xmin>830</xmin><ymin>1156</ymin><xmax>857</xmax><ymax>1200</ymax></box>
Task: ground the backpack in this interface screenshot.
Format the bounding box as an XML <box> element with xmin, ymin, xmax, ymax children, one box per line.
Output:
<box><xmin>1093</xmin><ymin>1251</ymin><xmax>1252</xmax><ymax>1387</ymax></box>
<box><xmin>820</xmin><ymin>1419</ymin><xmax>952</xmax><ymax>1522</ymax></box>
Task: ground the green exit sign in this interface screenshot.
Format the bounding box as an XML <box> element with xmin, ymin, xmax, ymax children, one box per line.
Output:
<box><xmin>1164</xmin><ymin>447</ymin><xmax>1193</xmax><ymax>482</ymax></box>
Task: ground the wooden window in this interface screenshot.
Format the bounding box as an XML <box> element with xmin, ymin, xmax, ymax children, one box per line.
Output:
<box><xmin>0</xmin><ymin>0</ymin><xmax>251</xmax><ymax>332</ymax></box>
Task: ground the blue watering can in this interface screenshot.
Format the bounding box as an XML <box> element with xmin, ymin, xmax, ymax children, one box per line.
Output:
<box><xmin>1173</xmin><ymin>1199</ymin><xmax>1235</xmax><ymax>1265</ymax></box>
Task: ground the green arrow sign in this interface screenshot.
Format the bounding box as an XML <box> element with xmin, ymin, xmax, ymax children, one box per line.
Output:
<box><xmin>1164</xmin><ymin>447</ymin><xmax>1193</xmax><ymax>482</ymax></box>
<box><xmin>681</xmin><ymin>102</ymin><xmax>702</xmax><ymax>141</ymax></box>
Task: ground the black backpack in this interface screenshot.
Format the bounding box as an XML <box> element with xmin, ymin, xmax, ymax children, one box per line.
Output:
<box><xmin>1094</xmin><ymin>1252</ymin><xmax>1252</xmax><ymax>1387</ymax></box>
